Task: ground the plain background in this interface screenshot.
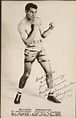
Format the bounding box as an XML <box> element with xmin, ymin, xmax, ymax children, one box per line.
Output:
<box><xmin>1</xmin><ymin>1</ymin><xmax>76</xmax><ymax>118</ymax></box>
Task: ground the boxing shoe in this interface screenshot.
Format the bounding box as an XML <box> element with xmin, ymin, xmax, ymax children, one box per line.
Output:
<box><xmin>14</xmin><ymin>92</ymin><xmax>21</xmax><ymax>104</ymax></box>
<box><xmin>47</xmin><ymin>93</ymin><xmax>61</xmax><ymax>103</ymax></box>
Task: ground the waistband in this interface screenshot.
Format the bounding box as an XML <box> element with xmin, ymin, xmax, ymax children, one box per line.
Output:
<box><xmin>28</xmin><ymin>39</ymin><xmax>42</xmax><ymax>47</ymax></box>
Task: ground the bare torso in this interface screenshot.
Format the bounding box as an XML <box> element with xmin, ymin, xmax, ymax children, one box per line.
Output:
<box><xmin>19</xmin><ymin>17</ymin><xmax>42</xmax><ymax>42</ymax></box>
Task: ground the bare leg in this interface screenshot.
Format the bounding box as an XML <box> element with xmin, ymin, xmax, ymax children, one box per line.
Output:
<box><xmin>19</xmin><ymin>62</ymin><xmax>32</xmax><ymax>88</ymax></box>
<box><xmin>14</xmin><ymin>61</ymin><xmax>32</xmax><ymax>104</ymax></box>
<box><xmin>38</xmin><ymin>57</ymin><xmax>61</xmax><ymax>103</ymax></box>
<box><xmin>38</xmin><ymin>59</ymin><xmax>53</xmax><ymax>92</ymax></box>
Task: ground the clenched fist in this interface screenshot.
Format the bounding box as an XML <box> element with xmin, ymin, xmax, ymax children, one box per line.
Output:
<box><xmin>49</xmin><ymin>22</ymin><xmax>54</xmax><ymax>30</ymax></box>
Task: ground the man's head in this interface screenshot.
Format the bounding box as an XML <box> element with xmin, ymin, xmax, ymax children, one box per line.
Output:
<box><xmin>25</xmin><ymin>3</ymin><xmax>38</xmax><ymax>20</ymax></box>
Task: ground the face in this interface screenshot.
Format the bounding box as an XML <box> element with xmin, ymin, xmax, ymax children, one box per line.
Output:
<box><xmin>26</xmin><ymin>7</ymin><xmax>37</xmax><ymax>20</ymax></box>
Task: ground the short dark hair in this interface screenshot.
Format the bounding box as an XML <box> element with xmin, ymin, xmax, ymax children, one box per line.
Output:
<box><xmin>25</xmin><ymin>3</ymin><xmax>38</xmax><ymax>12</ymax></box>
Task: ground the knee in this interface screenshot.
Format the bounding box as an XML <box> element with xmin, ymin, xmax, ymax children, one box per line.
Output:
<box><xmin>21</xmin><ymin>72</ymin><xmax>30</xmax><ymax>81</ymax></box>
<box><xmin>46</xmin><ymin>72</ymin><xmax>52</xmax><ymax>79</ymax></box>
<box><xmin>24</xmin><ymin>72</ymin><xmax>30</xmax><ymax>78</ymax></box>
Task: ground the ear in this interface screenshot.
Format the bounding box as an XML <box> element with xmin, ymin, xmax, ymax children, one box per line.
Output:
<box><xmin>25</xmin><ymin>10</ymin><xmax>27</xmax><ymax>13</ymax></box>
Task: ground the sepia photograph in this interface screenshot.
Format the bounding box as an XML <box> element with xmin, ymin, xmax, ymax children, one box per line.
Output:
<box><xmin>1</xmin><ymin>1</ymin><xmax>76</xmax><ymax>118</ymax></box>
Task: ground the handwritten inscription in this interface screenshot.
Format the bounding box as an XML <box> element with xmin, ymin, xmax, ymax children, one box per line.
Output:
<box><xmin>36</xmin><ymin>74</ymin><xmax>75</xmax><ymax>101</ymax></box>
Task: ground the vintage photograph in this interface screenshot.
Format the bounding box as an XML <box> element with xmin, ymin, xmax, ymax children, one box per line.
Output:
<box><xmin>1</xmin><ymin>1</ymin><xmax>76</xmax><ymax>118</ymax></box>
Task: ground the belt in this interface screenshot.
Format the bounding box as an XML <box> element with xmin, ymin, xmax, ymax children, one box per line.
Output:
<box><xmin>28</xmin><ymin>40</ymin><xmax>42</xmax><ymax>47</ymax></box>
<box><xmin>32</xmin><ymin>39</ymin><xmax>42</xmax><ymax>44</ymax></box>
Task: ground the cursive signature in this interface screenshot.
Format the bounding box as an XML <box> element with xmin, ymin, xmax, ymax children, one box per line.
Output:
<box><xmin>36</xmin><ymin>73</ymin><xmax>75</xmax><ymax>101</ymax></box>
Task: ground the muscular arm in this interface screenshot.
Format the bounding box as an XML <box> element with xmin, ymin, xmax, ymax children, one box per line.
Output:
<box><xmin>17</xmin><ymin>23</ymin><xmax>37</xmax><ymax>46</ymax></box>
<box><xmin>39</xmin><ymin>20</ymin><xmax>54</xmax><ymax>38</ymax></box>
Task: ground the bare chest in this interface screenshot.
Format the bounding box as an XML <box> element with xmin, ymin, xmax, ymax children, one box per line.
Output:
<box><xmin>24</xmin><ymin>23</ymin><xmax>32</xmax><ymax>34</ymax></box>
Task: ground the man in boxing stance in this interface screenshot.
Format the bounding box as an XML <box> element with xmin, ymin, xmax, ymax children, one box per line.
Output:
<box><xmin>14</xmin><ymin>3</ymin><xmax>61</xmax><ymax>104</ymax></box>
